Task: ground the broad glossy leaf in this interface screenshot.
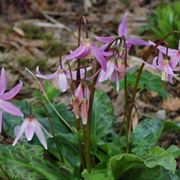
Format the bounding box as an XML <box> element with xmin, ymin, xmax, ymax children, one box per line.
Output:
<box><xmin>92</xmin><ymin>91</ymin><xmax>115</xmax><ymax>138</ymax></box>
<box><xmin>122</xmin><ymin>167</ymin><xmax>180</xmax><ymax>180</ymax></box>
<box><xmin>167</xmin><ymin>145</ymin><xmax>180</xmax><ymax>159</ymax></box>
<box><xmin>0</xmin><ymin>144</ymin><xmax>72</xmax><ymax>180</ymax></box>
<box><xmin>47</xmin><ymin>133</ymin><xmax>80</xmax><ymax>168</ymax></box>
<box><xmin>132</xmin><ymin>118</ymin><xmax>164</xmax><ymax>156</ymax></box>
<box><xmin>108</xmin><ymin>148</ymin><xmax>176</xmax><ymax>179</ymax></box>
<box><xmin>82</xmin><ymin>169</ymin><xmax>114</xmax><ymax>180</ymax></box>
<box><xmin>143</xmin><ymin>147</ymin><xmax>176</xmax><ymax>172</ymax></box>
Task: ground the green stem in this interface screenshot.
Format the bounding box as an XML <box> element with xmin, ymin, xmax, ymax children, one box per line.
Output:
<box><xmin>31</xmin><ymin>101</ymin><xmax>64</xmax><ymax>162</ymax></box>
<box><xmin>126</xmin><ymin>63</ymin><xmax>144</xmax><ymax>152</ymax></box>
<box><xmin>25</xmin><ymin>68</ymin><xmax>73</xmax><ymax>132</ymax></box>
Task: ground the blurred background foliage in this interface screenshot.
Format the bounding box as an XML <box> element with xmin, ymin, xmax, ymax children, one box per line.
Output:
<box><xmin>141</xmin><ymin>1</ymin><xmax>180</xmax><ymax>48</ymax></box>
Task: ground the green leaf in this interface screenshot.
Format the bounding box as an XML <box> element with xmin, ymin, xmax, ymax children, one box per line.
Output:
<box><xmin>0</xmin><ymin>144</ymin><xmax>72</xmax><ymax>180</ymax></box>
<box><xmin>108</xmin><ymin>147</ymin><xmax>176</xmax><ymax>179</ymax></box>
<box><xmin>92</xmin><ymin>91</ymin><xmax>115</xmax><ymax>138</ymax></box>
<box><xmin>132</xmin><ymin>118</ymin><xmax>164</xmax><ymax>156</ymax></box>
<box><xmin>119</xmin><ymin>71</ymin><xmax>169</xmax><ymax>99</ymax></box>
<box><xmin>47</xmin><ymin>133</ymin><xmax>80</xmax><ymax>168</ymax></box>
<box><xmin>122</xmin><ymin>167</ymin><xmax>180</xmax><ymax>180</ymax></box>
<box><xmin>108</xmin><ymin>154</ymin><xmax>144</xmax><ymax>179</ymax></box>
<box><xmin>143</xmin><ymin>147</ymin><xmax>176</xmax><ymax>172</ymax></box>
<box><xmin>163</xmin><ymin>120</ymin><xmax>180</xmax><ymax>133</ymax></box>
<box><xmin>167</xmin><ymin>145</ymin><xmax>180</xmax><ymax>159</ymax></box>
<box><xmin>33</xmin><ymin>81</ymin><xmax>60</xmax><ymax>101</ymax></box>
<box><xmin>82</xmin><ymin>169</ymin><xmax>114</xmax><ymax>180</ymax></box>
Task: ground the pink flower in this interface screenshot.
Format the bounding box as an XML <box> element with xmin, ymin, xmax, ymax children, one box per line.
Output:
<box><xmin>98</xmin><ymin>60</ymin><xmax>126</xmax><ymax>91</ymax></box>
<box><xmin>96</xmin><ymin>13</ymin><xmax>149</xmax><ymax>48</ymax></box>
<box><xmin>75</xmin><ymin>83</ymin><xmax>90</xmax><ymax>102</ymax></box>
<box><xmin>143</xmin><ymin>52</ymin><xmax>178</xmax><ymax>83</ymax></box>
<box><xmin>72</xmin><ymin>83</ymin><xmax>90</xmax><ymax>125</ymax></box>
<box><xmin>149</xmin><ymin>40</ymin><xmax>180</xmax><ymax>68</ymax></box>
<box><xmin>36</xmin><ymin>66</ymin><xmax>91</xmax><ymax>92</ymax></box>
<box><xmin>13</xmin><ymin>115</ymin><xmax>52</xmax><ymax>149</ymax></box>
<box><xmin>0</xmin><ymin>68</ymin><xmax>23</xmax><ymax>133</ymax></box>
<box><xmin>64</xmin><ymin>39</ymin><xmax>111</xmax><ymax>71</ymax></box>
<box><xmin>80</xmin><ymin>98</ymin><xmax>88</xmax><ymax>125</ymax></box>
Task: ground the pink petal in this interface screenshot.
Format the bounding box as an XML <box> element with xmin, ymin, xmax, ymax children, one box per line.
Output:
<box><xmin>34</xmin><ymin>121</ymin><xmax>47</xmax><ymax>149</ymax></box>
<box><xmin>99</xmin><ymin>61</ymin><xmax>115</xmax><ymax>82</ymax></box>
<box><xmin>58</xmin><ymin>72</ymin><xmax>69</xmax><ymax>92</ymax></box>
<box><xmin>0</xmin><ymin>68</ymin><xmax>7</xmax><ymax>95</ymax></box>
<box><xmin>84</xmin><ymin>85</ymin><xmax>90</xmax><ymax>103</ymax></box>
<box><xmin>75</xmin><ymin>83</ymin><xmax>84</xmax><ymax>102</ymax></box>
<box><xmin>149</xmin><ymin>41</ymin><xmax>178</xmax><ymax>56</ymax></box>
<box><xmin>157</xmin><ymin>52</ymin><xmax>164</xmax><ymax>68</ymax></box>
<box><xmin>36</xmin><ymin>66</ymin><xmax>58</xmax><ymax>80</ymax></box>
<box><xmin>128</xmin><ymin>38</ymin><xmax>149</xmax><ymax>46</ymax></box>
<box><xmin>96</xmin><ymin>36</ymin><xmax>113</xmax><ymax>43</ymax></box>
<box><xmin>118</xmin><ymin>13</ymin><xmax>128</xmax><ymax>37</ymax></box>
<box><xmin>0</xmin><ymin>111</ymin><xmax>2</xmax><ymax>133</ymax></box>
<box><xmin>65</xmin><ymin>45</ymin><xmax>89</xmax><ymax>60</ymax></box>
<box><xmin>81</xmin><ymin>99</ymin><xmax>88</xmax><ymax>125</ymax></box>
<box><xmin>164</xmin><ymin>65</ymin><xmax>174</xmax><ymax>76</ymax></box>
<box><xmin>0</xmin><ymin>100</ymin><xmax>23</xmax><ymax>116</ymax></box>
<box><xmin>169</xmin><ymin>56</ymin><xmax>180</xmax><ymax>69</ymax></box>
<box><xmin>12</xmin><ymin>120</ymin><xmax>27</xmax><ymax>146</ymax></box>
<box><xmin>0</xmin><ymin>81</ymin><xmax>23</xmax><ymax>100</ymax></box>
<box><xmin>152</xmin><ymin>56</ymin><xmax>158</xmax><ymax>67</ymax></box>
<box><xmin>167</xmin><ymin>74</ymin><xmax>173</xmax><ymax>84</ymax></box>
<box><xmin>92</xmin><ymin>45</ymin><xmax>107</xmax><ymax>71</ymax></box>
<box><xmin>102</xmin><ymin>50</ymin><xmax>113</xmax><ymax>57</ymax></box>
<box><xmin>25</xmin><ymin>120</ymin><xmax>35</xmax><ymax>141</ymax></box>
<box><xmin>67</xmin><ymin>67</ymin><xmax>92</xmax><ymax>80</ymax></box>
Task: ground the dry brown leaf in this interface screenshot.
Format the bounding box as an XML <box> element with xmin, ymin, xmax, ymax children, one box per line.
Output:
<box><xmin>13</xmin><ymin>26</ymin><xmax>25</xmax><ymax>37</ymax></box>
<box><xmin>162</xmin><ymin>97</ymin><xmax>180</xmax><ymax>111</ymax></box>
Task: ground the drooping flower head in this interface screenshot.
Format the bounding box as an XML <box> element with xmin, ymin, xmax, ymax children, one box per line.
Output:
<box><xmin>71</xmin><ymin>82</ymin><xmax>90</xmax><ymax>125</ymax></box>
<box><xmin>36</xmin><ymin>65</ymin><xmax>91</xmax><ymax>93</ymax></box>
<box><xmin>0</xmin><ymin>68</ymin><xmax>23</xmax><ymax>133</ymax></box>
<box><xmin>64</xmin><ymin>39</ymin><xmax>112</xmax><ymax>71</ymax></box>
<box><xmin>142</xmin><ymin>52</ymin><xmax>179</xmax><ymax>83</ymax></box>
<box><xmin>96</xmin><ymin>13</ymin><xmax>149</xmax><ymax>49</ymax></box>
<box><xmin>13</xmin><ymin>115</ymin><xmax>52</xmax><ymax>149</ymax></box>
<box><xmin>98</xmin><ymin>59</ymin><xmax>126</xmax><ymax>91</ymax></box>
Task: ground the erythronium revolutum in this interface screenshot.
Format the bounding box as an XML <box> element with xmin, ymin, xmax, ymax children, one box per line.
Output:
<box><xmin>13</xmin><ymin>115</ymin><xmax>52</xmax><ymax>149</ymax></box>
<box><xmin>1</xmin><ymin>13</ymin><xmax>179</xmax><ymax>177</ymax></box>
<box><xmin>72</xmin><ymin>83</ymin><xmax>90</xmax><ymax>125</ymax></box>
<box><xmin>36</xmin><ymin>66</ymin><xmax>91</xmax><ymax>92</ymax></box>
<box><xmin>98</xmin><ymin>60</ymin><xmax>126</xmax><ymax>91</ymax></box>
<box><xmin>64</xmin><ymin>39</ymin><xmax>112</xmax><ymax>71</ymax></box>
<box><xmin>0</xmin><ymin>68</ymin><xmax>23</xmax><ymax>133</ymax></box>
<box><xmin>96</xmin><ymin>13</ymin><xmax>149</xmax><ymax>48</ymax></box>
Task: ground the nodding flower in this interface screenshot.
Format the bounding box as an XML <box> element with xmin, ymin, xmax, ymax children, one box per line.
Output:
<box><xmin>36</xmin><ymin>66</ymin><xmax>91</xmax><ymax>93</ymax></box>
<box><xmin>142</xmin><ymin>52</ymin><xmax>178</xmax><ymax>83</ymax></box>
<box><xmin>98</xmin><ymin>60</ymin><xmax>126</xmax><ymax>91</ymax></box>
<box><xmin>71</xmin><ymin>83</ymin><xmax>90</xmax><ymax>125</ymax></box>
<box><xmin>96</xmin><ymin>13</ymin><xmax>149</xmax><ymax>49</ymax></box>
<box><xmin>149</xmin><ymin>40</ymin><xmax>180</xmax><ymax>68</ymax></box>
<box><xmin>64</xmin><ymin>39</ymin><xmax>111</xmax><ymax>71</ymax></box>
<box><xmin>0</xmin><ymin>68</ymin><xmax>23</xmax><ymax>133</ymax></box>
<box><xmin>13</xmin><ymin>115</ymin><xmax>52</xmax><ymax>149</ymax></box>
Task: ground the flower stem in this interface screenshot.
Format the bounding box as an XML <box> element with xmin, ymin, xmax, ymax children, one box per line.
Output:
<box><xmin>126</xmin><ymin>63</ymin><xmax>144</xmax><ymax>152</ymax></box>
<box><xmin>31</xmin><ymin>101</ymin><xmax>64</xmax><ymax>162</ymax></box>
<box><xmin>25</xmin><ymin>68</ymin><xmax>73</xmax><ymax>132</ymax></box>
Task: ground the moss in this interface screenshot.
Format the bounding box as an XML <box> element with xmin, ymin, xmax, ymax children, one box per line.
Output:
<box><xmin>21</xmin><ymin>23</ymin><xmax>44</xmax><ymax>39</ymax></box>
<box><xmin>43</xmin><ymin>40</ymin><xmax>64</xmax><ymax>57</ymax></box>
<box><xmin>17</xmin><ymin>56</ymin><xmax>47</xmax><ymax>70</ymax></box>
